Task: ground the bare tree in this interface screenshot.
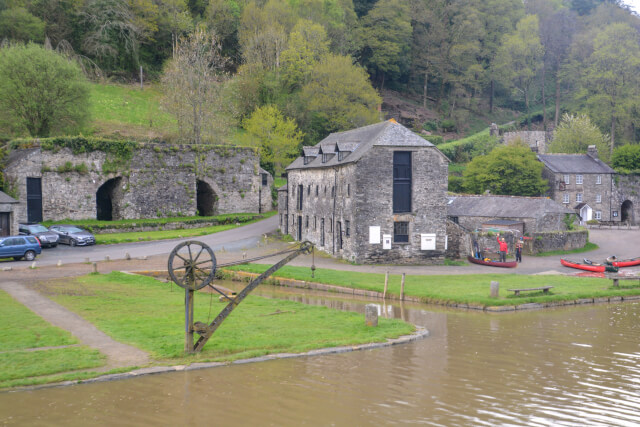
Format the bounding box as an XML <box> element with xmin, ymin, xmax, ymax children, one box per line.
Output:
<box><xmin>161</xmin><ymin>28</ymin><xmax>229</xmax><ymax>144</ymax></box>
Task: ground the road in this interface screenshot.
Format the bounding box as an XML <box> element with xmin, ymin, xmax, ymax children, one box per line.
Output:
<box><xmin>2</xmin><ymin>215</ymin><xmax>279</xmax><ymax>269</ymax></box>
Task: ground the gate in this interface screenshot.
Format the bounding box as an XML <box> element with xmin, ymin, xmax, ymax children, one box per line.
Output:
<box><xmin>26</xmin><ymin>177</ymin><xmax>43</xmax><ymax>223</ymax></box>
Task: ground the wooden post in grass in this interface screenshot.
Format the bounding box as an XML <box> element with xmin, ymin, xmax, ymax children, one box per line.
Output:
<box><xmin>383</xmin><ymin>271</ymin><xmax>389</xmax><ymax>299</ymax></box>
<box><xmin>490</xmin><ymin>281</ymin><xmax>499</xmax><ymax>298</ymax></box>
<box><xmin>400</xmin><ymin>273</ymin><xmax>406</xmax><ymax>301</ymax></box>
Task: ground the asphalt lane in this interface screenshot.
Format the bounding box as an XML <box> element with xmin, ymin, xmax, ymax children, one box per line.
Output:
<box><xmin>2</xmin><ymin>215</ymin><xmax>279</xmax><ymax>269</ymax></box>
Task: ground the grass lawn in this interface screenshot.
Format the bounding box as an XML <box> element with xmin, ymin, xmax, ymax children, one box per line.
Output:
<box><xmin>41</xmin><ymin>272</ymin><xmax>414</xmax><ymax>364</ymax></box>
<box><xmin>0</xmin><ymin>290</ymin><xmax>106</xmax><ymax>389</ymax></box>
<box><xmin>536</xmin><ymin>241</ymin><xmax>599</xmax><ymax>257</ymax></box>
<box><xmin>93</xmin><ymin>211</ymin><xmax>276</xmax><ymax>244</ymax></box>
<box><xmin>224</xmin><ymin>264</ymin><xmax>640</xmax><ymax>307</ymax></box>
<box><xmin>87</xmin><ymin>83</ymin><xmax>176</xmax><ymax>137</ymax></box>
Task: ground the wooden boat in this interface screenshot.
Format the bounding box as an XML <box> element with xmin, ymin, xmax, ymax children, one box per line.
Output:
<box><xmin>467</xmin><ymin>256</ymin><xmax>517</xmax><ymax>268</ymax></box>
<box><xmin>560</xmin><ymin>258</ymin><xmax>619</xmax><ymax>273</ymax></box>
<box><xmin>610</xmin><ymin>257</ymin><xmax>640</xmax><ymax>268</ymax></box>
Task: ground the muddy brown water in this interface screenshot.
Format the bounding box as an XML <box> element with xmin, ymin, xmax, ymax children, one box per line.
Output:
<box><xmin>2</xmin><ymin>282</ymin><xmax>640</xmax><ymax>426</ymax></box>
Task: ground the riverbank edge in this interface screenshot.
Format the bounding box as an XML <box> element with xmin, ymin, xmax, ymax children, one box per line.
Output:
<box><xmin>2</xmin><ymin>328</ymin><xmax>429</xmax><ymax>393</ymax></box>
<box><xmin>220</xmin><ymin>269</ymin><xmax>640</xmax><ymax>312</ymax></box>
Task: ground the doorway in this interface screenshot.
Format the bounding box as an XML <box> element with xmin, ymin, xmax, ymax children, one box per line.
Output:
<box><xmin>96</xmin><ymin>177</ymin><xmax>122</xmax><ymax>220</ymax></box>
<box><xmin>26</xmin><ymin>177</ymin><xmax>42</xmax><ymax>223</ymax></box>
<box><xmin>0</xmin><ymin>212</ymin><xmax>9</xmax><ymax>236</ymax></box>
<box><xmin>197</xmin><ymin>180</ymin><xmax>217</xmax><ymax>216</ymax></box>
<box><xmin>621</xmin><ymin>200</ymin><xmax>634</xmax><ymax>224</ymax></box>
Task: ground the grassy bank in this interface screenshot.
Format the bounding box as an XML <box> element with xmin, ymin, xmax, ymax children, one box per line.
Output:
<box><xmin>535</xmin><ymin>242</ymin><xmax>599</xmax><ymax>257</ymax></box>
<box><xmin>224</xmin><ymin>264</ymin><xmax>640</xmax><ymax>307</ymax></box>
<box><xmin>0</xmin><ymin>290</ymin><xmax>106</xmax><ymax>389</ymax></box>
<box><xmin>38</xmin><ymin>272</ymin><xmax>413</xmax><ymax>363</ymax></box>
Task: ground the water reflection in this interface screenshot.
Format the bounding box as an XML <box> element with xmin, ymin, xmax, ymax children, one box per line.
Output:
<box><xmin>1</xmin><ymin>282</ymin><xmax>639</xmax><ymax>426</ymax></box>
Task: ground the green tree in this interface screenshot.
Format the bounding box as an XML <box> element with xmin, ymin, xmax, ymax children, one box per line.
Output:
<box><xmin>280</xmin><ymin>19</ymin><xmax>329</xmax><ymax>91</ymax></box>
<box><xmin>576</xmin><ymin>23</ymin><xmax>640</xmax><ymax>154</ymax></box>
<box><xmin>462</xmin><ymin>143</ymin><xmax>548</xmax><ymax>196</ymax></box>
<box><xmin>549</xmin><ymin>113</ymin><xmax>610</xmax><ymax>162</ymax></box>
<box><xmin>611</xmin><ymin>144</ymin><xmax>640</xmax><ymax>171</ymax></box>
<box><xmin>0</xmin><ymin>7</ymin><xmax>45</xmax><ymax>42</ymax></box>
<box><xmin>242</xmin><ymin>105</ymin><xmax>303</xmax><ymax>174</ymax></box>
<box><xmin>294</xmin><ymin>54</ymin><xmax>381</xmax><ymax>143</ymax></box>
<box><xmin>0</xmin><ymin>43</ymin><xmax>89</xmax><ymax>137</ymax></box>
<box><xmin>358</xmin><ymin>0</ymin><xmax>412</xmax><ymax>89</ymax></box>
<box><xmin>161</xmin><ymin>28</ymin><xmax>229</xmax><ymax>144</ymax></box>
<box><xmin>493</xmin><ymin>15</ymin><xmax>544</xmax><ymax>129</ymax></box>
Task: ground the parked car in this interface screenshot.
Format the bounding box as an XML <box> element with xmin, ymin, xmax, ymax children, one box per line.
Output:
<box><xmin>19</xmin><ymin>223</ymin><xmax>59</xmax><ymax>248</ymax></box>
<box><xmin>49</xmin><ymin>225</ymin><xmax>96</xmax><ymax>246</ymax></box>
<box><xmin>0</xmin><ymin>235</ymin><xmax>42</xmax><ymax>261</ymax></box>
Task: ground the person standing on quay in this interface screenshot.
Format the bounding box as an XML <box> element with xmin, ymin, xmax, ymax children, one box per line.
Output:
<box><xmin>497</xmin><ymin>233</ymin><xmax>508</xmax><ymax>262</ymax></box>
<box><xmin>516</xmin><ymin>237</ymin><xmax>523</xmax><ymax>263</ymax></box>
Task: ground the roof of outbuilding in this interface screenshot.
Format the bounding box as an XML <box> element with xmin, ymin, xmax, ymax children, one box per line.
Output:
<box><xmin>286</xmin><ymin>120</ymin><xmax>446</xmax><ymax>171</ymax></box>
<box><xmin>0</xmin><ymin>191</ymin><xmax>18</xmax><ymax>204</ymax></box>
<box><xmin>447</xmin><ymin>195</ymin><xmax>573</xmax><ymax>219</ymax></box>
<box><xmin>537</xmin><ymin>154</ymin><xmax>615</xmax><ymax>174</ymax></box>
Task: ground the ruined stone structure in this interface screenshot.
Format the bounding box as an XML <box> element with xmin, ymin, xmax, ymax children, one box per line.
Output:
<box><xmin>538</xmin><ymin>146</ymin><xmax>617</xmax><ymax>223</ymax></box>
<box><xmin>503</xmin><ymin>130</ymin><xmax>549</xmax><ymax>153</ymax></box>
<box><xmin>615</xmin><ymin>174</ymin><xmax>639</xmax><ymax>225</ymax></box>
<box><xmin>4</xmin><ymin>141</ymin><xmax>272</xmax><ymax>223</ymax></box>
<box><xmin>279</xmin><ymin>120</ymin><xmax>449</xmax><ymax>264</ymax></box>
<box><xmin>0</xmin><ymin>191</ymin><xmax>18</xmax><ymax>236</ymax></box>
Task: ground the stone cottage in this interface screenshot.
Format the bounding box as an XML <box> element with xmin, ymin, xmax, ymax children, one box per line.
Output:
<box><xmin>447</xmin><ymin>194</ymin><xmax>574</xmax><ymax>234</ymax></box>
<box><xmin>279</xmin><ymin>119</ymin><xmax>449</xmax><ymax>264</ymax></box>
<box><xmin>4</xmin><ymin>140</ymin><xmax>272</xmax><ymax>223</ymax></box>
<box><xmin>538</xmin><ymin>146</ymin><xmax>616</xmax><ymax>223</ymax></box>
<box><xmin>0</xmin><ymin>191</ymin><xmax>18</xmax><ymax>236</ymax></box>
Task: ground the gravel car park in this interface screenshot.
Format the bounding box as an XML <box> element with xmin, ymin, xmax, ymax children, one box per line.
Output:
<box><xmin>19</xmin><ymin>223</ymin><xmax>59</xmax><ymax>248</ymax></box>
<box><xmin>48</xmin><ymin>225</ymin><xmax>96</xmax><ymax>246</ymax></box>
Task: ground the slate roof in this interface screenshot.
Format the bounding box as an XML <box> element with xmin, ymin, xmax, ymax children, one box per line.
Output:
<box><xmin>537</xmin><ymin>154</ymin><xmax>615</xmax><ymax>174</ymax></box>
<box><xmin>0</xmin><ymin>191</ymin><xmax>18</xmax><ymax>204</ymax></box>
<box><xmin>447</xmin><ymin>195</ymin><xmax>573</xmax><ymax>219</ymax></box>
<box><xmin>286</xmin><ymin>120</ymin><xmax>446</xmax><ymax>170</ymax></box>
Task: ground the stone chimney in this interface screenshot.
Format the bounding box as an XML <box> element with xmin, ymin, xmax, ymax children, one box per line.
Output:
<box><xmin>587</xmin><ymin>145</ymin><xmax>598</xmax><ymax>159</ymax></box>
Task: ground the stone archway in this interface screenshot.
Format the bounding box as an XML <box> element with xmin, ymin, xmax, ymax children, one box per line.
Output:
<box><xmin>621</xmin><ymin>200</ymin><xmax>634</xmax><ymax>224</ymax></box>
<box><xmin>197</xmin><ymin>180</ymin><xmax>218</xmax><ymax>216</ymax></box>
<box><xmin>96</xmin><ymin>177</ymin><xmax>122</xmax><ymax>221</ymax></box>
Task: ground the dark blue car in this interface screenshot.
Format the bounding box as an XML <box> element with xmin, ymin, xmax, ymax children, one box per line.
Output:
<box><xmin>0</xmin><ymin>235</ymin><xmax>42</xmax><ymax>261</ymax></box>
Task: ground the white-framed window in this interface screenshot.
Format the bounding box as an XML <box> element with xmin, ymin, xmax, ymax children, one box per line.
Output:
<box><xmin>563</xmin><ymin>174</ymin><xmax>570</xmax><ymax>184</ymax></box>
<box><xmin>576</xmin><ymin>193</ymin><xmax>583</xmax><ymax>203</ymax></box>
<box><xmin>563</xmin><ymin>194</ymin><xmax>570</xmax><ymax>204</ymax></box>
<box><xmin>596</xmin><ymin>194</ymin><xmax>602</xmax><ymax>203</ymax></box>
<box><xmin>595</xmin><ymin>211</ymin><xmax>602</xmax><ymax>220</ymax></box>
<box><xmin>576</xmin><ymin>175</ymin><xmax>583</xmax><ymax>185</ymax></box>
<box><xmin>596</xmin><ymin>175</ymin><xmax>602</xmax><ymax>184</ymax></box>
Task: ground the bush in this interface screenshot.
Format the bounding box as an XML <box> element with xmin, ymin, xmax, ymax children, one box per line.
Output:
<box><xmin>440</xmin><ymin>119</ymin><xmax>457</xmax><ymax>132</ymax></box>
<box><xmin>422</xmin><ymin>121</ymin><xmax>438</xmax><ymax>132</ymax></box>
<box><xmin>448</xmin><ymin>175</ymin><xmax>464</xmax><ymax>193</ymax></box>
<box><xmin>428</xmin><ymin>135</ymin><xmax>444</xmax><ymax>145</ymax></box>
<box><xmin>612</xmin><ymin>144</ymin><xmax>640</xmax><ymax>170</ymax></box>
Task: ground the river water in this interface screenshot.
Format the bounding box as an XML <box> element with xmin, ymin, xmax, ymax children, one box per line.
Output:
<box><xmin>2</xmin><ymin>284</ymin><xmax>640</xmax><ymax>426</ymax></box>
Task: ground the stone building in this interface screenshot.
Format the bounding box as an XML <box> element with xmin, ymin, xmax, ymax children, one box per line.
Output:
<box><xmin>538</xmin><ymin>146</ymin><xmax>616</xmax><ymax>223</ymax></box>
<box><xmin>279</xmin><ymin>120</ymin><xmax>449</xmax><ymax>264</ymax></box>
<box><xmin>4</xmin><ymin>141</ymin><xmax>272</xmax><ymax>222</ymax></box>
<box><xmin>0</xmin><ymin>191</ymin><xmax>18</xmax><ymax>236</ymax></box>
<box><xmin>447</xmin><ymin>194</ymin><xmax>573</xmax><ymax>235</ymax></box>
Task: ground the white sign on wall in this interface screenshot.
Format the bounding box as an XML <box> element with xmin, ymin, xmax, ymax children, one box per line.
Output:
<box><xmin>383</xmin><ymin>234</ymin><xmax>392</xmax><ymax>250</ymax></box>
<box><xmin>369</xmin><ymin>226</ymin><xmax>381</xmax><ymax>244</ymax></box>
<box><xmin>421</xmin><ymin>233</ymin><xmax>436</xmax><ymax>250</ymax></box>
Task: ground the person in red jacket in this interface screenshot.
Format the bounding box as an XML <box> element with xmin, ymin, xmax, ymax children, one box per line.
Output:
<box><xmin>497</xmin><ymin>233</ymin><xmax>508</xmax><ymax>262</ymax></box>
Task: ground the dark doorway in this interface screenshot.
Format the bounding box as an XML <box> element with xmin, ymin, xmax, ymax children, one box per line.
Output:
<box><xmin>297</xmin><ymin>216</ymin><xmax>302</xmax><ymax>241</ymax></box>
<box><xmin>96</xmin><ymin>178</ymin><xmax>122</xmax><ymax>221</ymax></box>
<box><xmin>197</xmin><ymin>180</ymin><xmax>217</xmax><ymax>216</ymax></box>
<box><xmin>621</xmin><ymin>200</ymin><xmax>634</xmax><ymax>224</ymax></box>
<box><xmin>393</xmin><ymin>151</ymin><xmax>412</xmax><ymax>213</ymax></box>
<box><xmin>26</xmin><ymin>177</ymin><xmax>43</xmax><ymax>223</ymax></box>
<box><xmin>0</xmin><ymin>213</ymin><xmax>9</xmax><ymax>236</ymax></box>
<box><xmin>336</xmin><ymin>221</ymin><xmax>342</xmax><ymax>250</ymax></box>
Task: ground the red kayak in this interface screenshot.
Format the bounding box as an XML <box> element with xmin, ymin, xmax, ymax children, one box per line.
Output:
<box><xmin>560</xmin><ymin>258</ymin><xmax>619</xmax><ymax>273</ymax></box>
<box><xmin>611</xmin><ymin>257</ymin><xmax>640</xmax><ymax>268</ymax></box>
<box><xmin>468</xmin><ymin>256</ymin><xmax>517</xmax><ymax>268</ymax></box>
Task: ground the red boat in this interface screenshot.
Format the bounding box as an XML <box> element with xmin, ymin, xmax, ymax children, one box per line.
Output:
<box><xmin>560</xmin><ymin>258</ymin><xmax>619</xmax><ymax>273</ymax></box>
<box><xmin>611</xmin><ymin>257</ymin><xmax>640</xmax><ymax>268</ymax></box>
<box><xmin>468</xmin><ymin>256</ymin><xmax>517</xmax><ymax>268</ymax></box>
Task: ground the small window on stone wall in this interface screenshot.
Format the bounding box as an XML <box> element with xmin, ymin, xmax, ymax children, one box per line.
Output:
<box><xmin>316</xmin><ymin>185</ymin><xmax>319</xmax><ymax>196</ymax></box>
<box><xmin>345</xmin><ymin>220</ymin><xmax>350</xmax><ymax>236</ymax></box>
<box><xmin>347</xmin><ymin>184</ymin><xmax>350</xmax><ymax>197</ymax></box>
<box><xmin>394</xmin><ymin>222</ymin><xmax>409</xmax><ymax>243</ymax></box>
<box><xmin>305</xmin><ymin>216</ymin><xmax>309</xmax><ymax>229</ymax></box>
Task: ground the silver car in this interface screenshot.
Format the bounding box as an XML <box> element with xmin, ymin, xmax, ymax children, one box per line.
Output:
<box><xmin>49</xmin><ymin>225</ymin><xmax>96</xmax><ymax>246</ymax></box>
<box><xmin>19</xmin><ymin>223</ymin><xmax>59</xmax><ymax>248</ymax></box>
